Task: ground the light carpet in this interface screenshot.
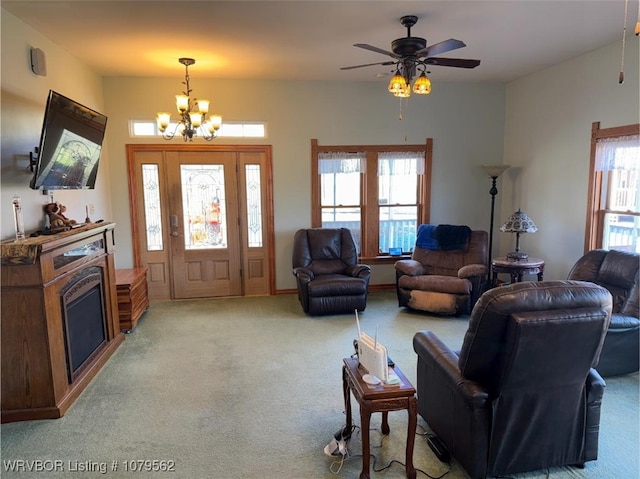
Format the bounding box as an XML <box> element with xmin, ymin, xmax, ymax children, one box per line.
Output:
<box><xmin>1</xmin><ymin>291</ymin><xmax>638</xmax><ymax>479</ymax></box>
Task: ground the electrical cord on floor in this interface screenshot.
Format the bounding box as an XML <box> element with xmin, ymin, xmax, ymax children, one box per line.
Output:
<box><xmin>327</xmin><ymin>424</ymin><xmax>360</xmax><ymax>475</ymax></box>
<box><xmin>328</xmin><ymin>452</ymin><xmax>348</xmax><ymax>475</ymax></box>
<box><xmin>327</xmin><ymin>422</ymin><xmax>452</xmax><ymax>478</ymax></box>
<box><xmin>371</xmin><ymin>454</ymin><xmax>451</xmax><ymax>479</ymax></box>
<box><xmin>362</xmin><ymin>426</ymin><xmax>451</xmax><ymax>479</ymax></box>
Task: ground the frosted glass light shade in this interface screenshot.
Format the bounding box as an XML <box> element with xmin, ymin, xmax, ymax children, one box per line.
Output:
<box><xmin>189</xmin><ymin>112</ymin><xmax>202</xmax><ymax>127</ymax></box>
<box><xmin>483</xmin><ymin>164</ymin><xmax>511</xmax><ymax>178</ymax></box>
<box><xmin>175</xmin><ymin>94</ymin><xmax>189</xmax><ymax>113</ymax></box>
<box><xmin>156</xmin><ymin>112</ymin><xmax>171</xmax><ymax>131</ymax></box>
<box><xmin>197</xmin><ymin>99</ymin><xmax>210</xmax><ymax>114</ymax></box>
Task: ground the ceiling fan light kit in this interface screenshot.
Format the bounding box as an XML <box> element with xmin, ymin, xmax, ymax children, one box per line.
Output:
<box><xmin>342</xmin><ymin>15</ymin><xmax>480</xmax><ymax>98</ymax></box>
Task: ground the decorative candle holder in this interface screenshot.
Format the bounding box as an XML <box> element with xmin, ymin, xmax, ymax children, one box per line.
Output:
<box><xmin>12</xmin><ymin>195</ymin><xmax>26</xmax><ymax>241</ymax></box>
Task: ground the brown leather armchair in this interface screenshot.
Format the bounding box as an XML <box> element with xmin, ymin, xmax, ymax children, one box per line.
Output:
<box><xmin>292</xmin><ymin>228</ymin><xmax>370</xmax><ymax>316</ymax></box>
<box><xmin>567</xmin><ymin>249</ymin><xmax>639</xmax><ymax>376</ymax></box>
<box><xmin>395</xmin><ymin>228</ymin><xmax>488</xmax><ymax>315</ymax></box>
<box><xmin>413</xmin><ymin>280</ymin><xmax>612</xmax><ymax>478</ymax></box>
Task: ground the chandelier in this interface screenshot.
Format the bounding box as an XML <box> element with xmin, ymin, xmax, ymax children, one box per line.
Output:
<box><xmin>387</xmin><ymin>61</ymin><xmax>431</xmax><ymax>98</ymax></box>
<box><xmin>156</xmin><ymin>58</ymin><xmax>222</xmax><ymax>141</ymax></box>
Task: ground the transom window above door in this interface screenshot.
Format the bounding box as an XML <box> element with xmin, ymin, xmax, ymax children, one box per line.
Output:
<box><xmin>129</xmin><ymin>120</ymin><xmax>267</xmax><ymax>139</ymax></box>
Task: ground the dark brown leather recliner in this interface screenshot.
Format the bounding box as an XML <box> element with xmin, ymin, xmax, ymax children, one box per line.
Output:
<box><xmin>292</xmin><ymin>228</ymin><xmax>370</xmax><ymax>316</ymax></box>
<box><xmin>567</xmin><ymin>249</ymin><xmax>639</xmax><ymax>376</ymax></box>
<box><xmin>413</xmin><ymin>280</ymin><xmax>612</xmax><ymax>479</ymax></box>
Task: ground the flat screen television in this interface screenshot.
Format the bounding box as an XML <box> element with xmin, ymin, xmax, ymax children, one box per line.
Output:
<box><xmin>30</xmin><ymin>90</ymin><xmax>108</xmax><ymax>190</ymax></box>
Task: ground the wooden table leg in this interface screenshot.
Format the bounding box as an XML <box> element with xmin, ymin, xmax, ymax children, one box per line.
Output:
<box><xmin>360</xmin><ymin>405</ymin><xmax>371</xmax><ymax>479</ymax></box>
<box><xmin>381</xmin><ymin>411</ymin><xmax>390</xmax><ymax>435</ymax></box>
<box><xmin>405</xmin><ymin>397</ymin><xmax>417</xmax><ymax>479</ymax></box>
<box><xmin>342</xmin><ymin>366</ymin><xmax>352</xmax><ymax>432</ymax></box>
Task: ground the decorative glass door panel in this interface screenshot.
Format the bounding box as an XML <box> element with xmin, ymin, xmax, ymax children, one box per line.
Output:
<box><xmin>180</xmin><ymin>164</ymin><xmax>227</xmax><ymax>249</ymax></box>
<box><xmin>142</xmin><ymin>164</ymin><xmax>163</xmax><ymax>251</ymax></box>
<box><xmin>245</xmin><ymin>164</ymin><xmax>263</xmax><ymax>248</ymax></box>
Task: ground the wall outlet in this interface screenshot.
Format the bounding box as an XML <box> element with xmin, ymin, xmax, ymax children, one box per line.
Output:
<box><xmin>89</xmin><ymin>204</ymin><xmax>95</xmax><ymax>215</ymax></box>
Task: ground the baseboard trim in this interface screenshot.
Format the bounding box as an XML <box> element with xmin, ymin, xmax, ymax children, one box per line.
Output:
<box><xmin>276</xmin><ymin>284</ymin><xmax>395</xmax><ymax>295</ymax></box>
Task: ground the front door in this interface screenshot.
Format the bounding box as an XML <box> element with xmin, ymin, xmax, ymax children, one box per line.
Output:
<box><xmin>127</xmin><ymin>145</ymin><xmax>274</xmax><ymax>300</ymax></box>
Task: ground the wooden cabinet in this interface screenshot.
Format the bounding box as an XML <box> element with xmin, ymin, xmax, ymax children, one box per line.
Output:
<box><xmin>1</xmin><ymin>223</ymin><xmax>124</xmax><ymax>423</ymax></box>
<box><xmin>116</xmin><ymin>268</ymin><xmax>149</xmax><ymax>332</ymax></box>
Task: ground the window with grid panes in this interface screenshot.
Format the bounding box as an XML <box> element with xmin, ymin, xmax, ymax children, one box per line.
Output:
<box><xmin>311</xmin><ymin>139</ymin><xmax>432</xmax><ymax>262</ymax></box>
<box><xmin>586</xmin><ymin>122</ymin><xmax>640</xmax><ymax>253</ymax></box>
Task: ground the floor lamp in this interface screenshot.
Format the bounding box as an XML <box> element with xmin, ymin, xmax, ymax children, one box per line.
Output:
<box><xmin>483</xmin><ymin>165</ymin><xmax>510</xmax><ymax>288</ymax></box>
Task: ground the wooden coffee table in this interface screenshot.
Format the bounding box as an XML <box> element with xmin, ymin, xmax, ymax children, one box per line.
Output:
<box><xmin>342</xmin><ymin>357</ymin><xmax>417</xmax><ymax>479</ymax></box>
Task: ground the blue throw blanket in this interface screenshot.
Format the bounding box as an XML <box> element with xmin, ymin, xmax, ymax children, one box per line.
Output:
<box><xmin>416</xmin><ymin>224</ymin><xmax>439</xmax><ymax>250</ymax></box>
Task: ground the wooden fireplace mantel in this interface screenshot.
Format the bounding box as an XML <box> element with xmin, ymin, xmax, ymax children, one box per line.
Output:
<box><xmin>1</xmin><ymin>222</ymin><xmax>125</xmax><ymax>423</ymax></box>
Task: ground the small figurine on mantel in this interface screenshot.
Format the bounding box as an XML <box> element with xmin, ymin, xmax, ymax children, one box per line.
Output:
<box><xmin>44</xmin><ymin>202</ymin><xmax>77</xmax><ymax>232</ymax></box>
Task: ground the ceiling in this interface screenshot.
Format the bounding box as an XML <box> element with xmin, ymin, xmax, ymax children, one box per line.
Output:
<box><xmin>3</xmin><ymin>1</ymin><xmax>637</xmax><ymax>84</ymax></box>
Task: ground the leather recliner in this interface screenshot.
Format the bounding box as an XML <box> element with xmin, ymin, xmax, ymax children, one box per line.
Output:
<box><xmin>413</xmin><ymin>280</ymin><xmax>612</xmax><ymax>478</ymax></box>
<box><xmin>395</xmin><ymin>228</ymin><xmax>488</xmax><ymax>315</ymax></box>
<box><xmin>567</xmin><ymin>249</ymin><xmax>639</xmax><ymax>376</ymax></box>
<box><xmin>292</xmin><ymin>228</ymin><xmax>370</xmax><ymax>316</ymax></box>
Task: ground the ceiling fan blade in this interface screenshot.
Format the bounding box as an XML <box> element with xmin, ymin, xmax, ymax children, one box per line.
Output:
<box><xmin>424</xmin><ymin>57</ymin><xmax>481</xmax><ymax>69</ymax></box>
<box><xmin>417</xmin><ymin>38</ymin><xmax>466</xmax><ymax>58</ymax></box>
<box><xmin>354</xmin><ymin>43</ymin><xmax>401</xmax><ymax>59</ymax></box>
<box><xmin>340</xmin><ymin>61</ymin><xmax>396</xmax><ymax>71</ymax></box>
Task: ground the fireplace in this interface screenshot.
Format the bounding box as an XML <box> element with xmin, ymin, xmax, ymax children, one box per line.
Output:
<box><xmin>61</xmin><ymin>266</ymin><xmax>108</xmax><ymax>383</ymax></box>
<box><xmin>2</xmin><ymin>222</ymin><xmax>124</xmax><ymax>422</ymax></box>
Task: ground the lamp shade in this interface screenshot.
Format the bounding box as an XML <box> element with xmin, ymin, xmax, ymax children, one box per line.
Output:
<box><xmin>413</xmin><ymin>73</ymin><xmax>431</xmax><ymax>94</ymax></box>
<box><xmin>388</xmin><ymin>71</ymin><xmax>405</xmax><ymax>94</ymax></box>
<box><xmin>500</xmin><ymin>209</ymin><xmax>538</xmax><ymax>233</ymax></box>
<box><xmin>483</xmin><ymin>164</ymin><xmax>510</xmax><ymax>178</ymax></box>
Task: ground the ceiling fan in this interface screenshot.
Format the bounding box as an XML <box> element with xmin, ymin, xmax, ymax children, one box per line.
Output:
<box><xmin>341</xmin><ymin>15</ymin><xmax>481</xmax><ymax>96</ymax></box>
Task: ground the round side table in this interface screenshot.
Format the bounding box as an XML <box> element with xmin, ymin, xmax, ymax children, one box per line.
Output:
<box><xmin>491</xmin><ymin>256</ymin><xmax>544</xmax><ymax>287</ymax></box>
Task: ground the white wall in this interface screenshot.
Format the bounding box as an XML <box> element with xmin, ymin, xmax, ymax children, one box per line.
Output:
<box><xmin>102</xmin><ymin>77</ymin><xmax>505</xmax><ymax>289</ymax></box>
<box><xmin>1</xmin><ymin>11</ymin><xmax>113</xmax><ymax>238</ymax></box>
<box><xmin>502</xmin><ymin>38</ymin><xmax>639</xmax><ymax>280</ymax></box>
